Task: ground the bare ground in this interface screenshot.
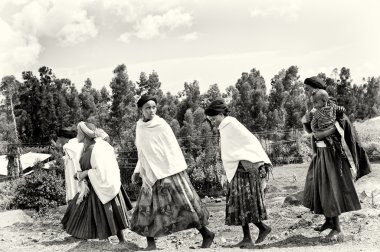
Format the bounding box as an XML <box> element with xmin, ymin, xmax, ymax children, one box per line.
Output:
<box><xmin>1</xmin><ymin>163</ymin><xmax>380</xmax><ymax>252</ymax></box>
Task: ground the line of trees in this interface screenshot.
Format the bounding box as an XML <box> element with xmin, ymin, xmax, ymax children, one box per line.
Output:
<box><xmin>1</xmin><ymin>65</ymin><xmax>379</xmax><ymax>193</ymax></box>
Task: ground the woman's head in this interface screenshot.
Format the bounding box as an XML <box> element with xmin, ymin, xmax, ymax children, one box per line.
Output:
<box><xmin>304</xmin><ymin>76</ymin><xmax>326</xmax><ymax>97</ymax></box>
<box><xmin>205</xmin><ymin>99</ymin><xmax>229</xmax><ymax>128</ymax></box>
<box><xmin>137</xmin><ymin>94</ymin><xmax>157</xmax><ymax>121</ymax></box>
<box><xmin>76</xmin><ymin>122</ymin><xmax>97</xmax><ymax>143</ymax></box>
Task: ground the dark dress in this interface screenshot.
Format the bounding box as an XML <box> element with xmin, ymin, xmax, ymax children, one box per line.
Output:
<box><xmin>225</xmin><ymin>161</ymin><xmax>268</xmax><ymax>226</ymax></box>
<box><xmin>304</xmin><ymin>106</ymin><xmax>371</xmax><ymax>180</ymax></box>
<box><xmin>303</xmin><ymin>133</ymin><xmax>361</xmax><ymax>217</ymax></box>
<box><xmin>130</xmin><ymin>171</ymin><xmax>209</xmax><ymax>237</ymax></box>
<box><xmin>61</xmin><ymin>144</ymin><xmax>132</xmax><ymax>239</ymax></box>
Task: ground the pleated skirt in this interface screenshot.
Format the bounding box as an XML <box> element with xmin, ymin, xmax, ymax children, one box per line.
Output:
<box><xmin>225</xmin><ymin>162</ymin><xmax>268</xmax><ymax>226</ymax></box>
<box><xmin>303</xmin><ymin>144</ymin><xmax>361</xmax><ymax>217</ymax></box>
<box><xmin>61</xmin><ymin>183</ymin><xmax>131</xmax><ymax>240</ymax></box>
<box><xmin>130</xmin><ymin>171</ymin><xmax>209</xmax><ymax>237</ymax></box>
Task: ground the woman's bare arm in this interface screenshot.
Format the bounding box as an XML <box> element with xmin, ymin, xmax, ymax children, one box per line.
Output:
<box><xmin>313</xmin><ymin>126</ymin><xmax>336</xmax><ymax>140</ymax></box>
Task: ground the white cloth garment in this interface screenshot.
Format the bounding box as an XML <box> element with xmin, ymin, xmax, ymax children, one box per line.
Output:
<box><xmin>87</xmin><ymin>138</ymin><xmax>121</xmax><ymax>204</ymax></box>
<box><xmin>133</xmin><ymin>115</ymin><xmax>187</xmax><ymax>188</ymax></box>
<box><xmin>63</xmin><ymin>138</ymin><xmax>83</xmax><ymax>202</ymax></box>
<box><xmin>218</xmin><ymin>116</ymin><xmax>272</xmax><ymax>182</ymax></box>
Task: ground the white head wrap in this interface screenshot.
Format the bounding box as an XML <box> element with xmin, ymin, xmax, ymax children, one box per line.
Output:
<box><xmin>77</xmin><ymin>121</ymin><xmax>109</xmax><ymax>140</ymax></box>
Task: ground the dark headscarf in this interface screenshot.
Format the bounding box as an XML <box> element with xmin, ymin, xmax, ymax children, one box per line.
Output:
<box><xmin>205</xmin><ymin>99</ymin><xmax>229</xmax><ymax>116</ymax></box>
<box><xmin>137</xmin><ymin>94</ymin><xmax>157</xmax><ymax>108</ymax></box>
<box><xmin>57</xmin><ymin>126</ymin><xmax>77</xmax><ymax>139</ymax></box>
<box><xmin>304</xmin><ymin>76</ymin><xmax>326</xmax><ymax>90</ymax></box>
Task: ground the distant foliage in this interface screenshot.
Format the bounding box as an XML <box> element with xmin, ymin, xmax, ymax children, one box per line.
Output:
<box><xmin>1</xmin><ymin>64</ymin><xmax>379</xmax><ymax>200</ymax></box>
<box><xmin>12</xmin><ymin>168</ymin><xmax>65</xmax><ymax>213</ymax></box>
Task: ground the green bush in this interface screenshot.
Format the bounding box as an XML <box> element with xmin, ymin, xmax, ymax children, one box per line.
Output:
<box><xmin>12</xmin><ymin>168</ymin><xmax>66</xmax><ymax>213</ymax></box>
<box><xmin>0</xmin><ymin>177</ymin><xmax>24</xmax><ymax>211</ymax></box>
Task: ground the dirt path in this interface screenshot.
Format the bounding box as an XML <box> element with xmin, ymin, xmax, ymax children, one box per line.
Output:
<box><xmin>1</xmin><ymin>163</ymin><xmax>380</xmax><ymax>252</ymax></box>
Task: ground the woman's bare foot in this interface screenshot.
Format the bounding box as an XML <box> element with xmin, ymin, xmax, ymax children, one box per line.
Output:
<box><xmin>230</xmin><ymin>239</ymin><xmax>254</xmax><ymax>248</ymax></box>
<box><xmin>314</xmin><ymin>221</ymin><xmax>334</xmax><ymax>232</ymax></box>
<box><xmin>144</xmin><ymin>244</ymin><xmax>157</xmax><ymax>251</ymax></box>
<box><xmin>326</xmin><ymin>229</ymin><xmax>344</xmax><ymax>242</ymax></box>
<box><xmin>200</xmin><ymin>231</ymin><xmax>215</xmax><ymax>248</ymax></box>
<box><xmin>255</xmin><ymin>225</ymin><xmax>271</xmax><ymax>244</ymax></box>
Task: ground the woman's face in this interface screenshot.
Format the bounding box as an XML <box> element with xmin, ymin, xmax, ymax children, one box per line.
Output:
<box><xmin>304</xmin><ymin>84</ymin><xmax>316</xmax><ymax>98</ymax></box>
<box><xmin>76</xmin><ymin>129</ymin><xmax>85</xmax><ymax>143</ymax></box>
<box><xmin>141</xmin><ymin>100</ymin><xmax>157</xmax><ymax>120</ymax></box>
<box><xmin>207</xmin><ymin>114</ymin><xmax>224</xmax><ymax>128</ymax></box>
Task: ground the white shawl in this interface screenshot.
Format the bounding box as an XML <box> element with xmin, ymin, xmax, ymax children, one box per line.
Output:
<box><xmin>63</xmin><ymin>138</ymin><xmax>83</xmax><ymax>202</ymax></box>
<box><xmin>133</xmin><ymin>115</ymin><xmax>187</xmax><ymax>187</ymax></box>
<box><xmin>218</xmin><ymin>116</ymin><xmax>271</xmax><ymax>182</ymax></box>
<box><xmin>88</xmin><ymin>138</ymin><xmax>121</xmax><ymax>204</ymax></box>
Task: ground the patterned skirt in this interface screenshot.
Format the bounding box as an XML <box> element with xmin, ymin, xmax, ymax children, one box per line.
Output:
<box><xmin>130</xmin><ymin>171</ymin><xmax>209</xmax><ymax>237</ymax></box>
<box><xmin>225</xmin><ymin>162</ymin><xmax>268</xmax><ymax>226</ymax></box>
<box><xmin>61</xmin><ymin>182</ymin><xmax>131</xmax><ymax>240</ymax></box>
<box><xmin>303</xmin><ymin>142</ymin><xmax>361</xmax><ymax>217</ymax></box>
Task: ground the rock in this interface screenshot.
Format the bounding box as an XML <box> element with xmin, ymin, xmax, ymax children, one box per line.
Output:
<box><xmin>0</xmin><ymin>210</ymin><xmax>34</xmax><ymax>228</ymax></box>
<box><xmin>203</xmin><ymin>196</ymin><xmax>211</xmax><ymax>203</ymax></box>
<box><xmin>265</xmin><ymin>185</ymin><xmax>280</xmax><ymax>193</ymax></box>
<box><xmin>355</xmin><ymin>172</ymin><xmax>380</xmax><ymax>206</ymax></box>
<box><xmin>220</xmin><ymin>237</ymin><xmax>227</xmax><ymax>243</ymax></box>
<box><xmin>282</xmin><ymin>191</ymin><xmax>304</xmax><ymax>206</ymax></box>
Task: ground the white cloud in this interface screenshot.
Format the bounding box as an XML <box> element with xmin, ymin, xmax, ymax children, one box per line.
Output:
<box><xmin>181</xmin><ymin>32</ymin><xmax>198</xmax><ymax>41</ymax></box>
<box><xmin>0</xmin><ymin>0</ymin><xmax>98</xmax><ymax>75</ymax></box>
<box><xmin>119</xmin><ymin>32</ymin><xmax>131</xmax><ymax>43</ymax></box>
<box><xmin>0</xmin><ymin>17</ymin><xmax>42</xmax><ymax>74</ymax></box>
<box><xmin>103</xmin><ymin>1</ymin><xmax>195</xmax><ymax>42</ymax></box>
<box><xmin>103</xmin><ymin>0</ymin><xmax>183</xmax><ymax>23</ymax></box>
<box><xmin>249</xmin><ymin>0</ymin><xmax>301</xmax><ymax>20</ymax></box>
<box><xmin>132</xmin><ymin>8</ymin><xmax>193</xmax><ymax>40</ymax></box>
<box><xmin>12</xmin><ymin>0</ymin><xmax>98</xmax><ymax>46</ymax></box>
<box><xmin>57</xmin><ymin>15</ymin><xmax>98</xmax><ymax>46</ymax></box>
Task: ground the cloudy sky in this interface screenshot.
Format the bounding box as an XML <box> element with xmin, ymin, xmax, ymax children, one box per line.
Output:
<box><xmin>1</xmin><ymin>0</ymin><xmax>379</xmax><ymax>94</ymax></box>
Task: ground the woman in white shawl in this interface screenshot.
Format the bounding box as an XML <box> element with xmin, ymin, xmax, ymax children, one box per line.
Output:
<box><xmin>130</xmin><ymin>94</ymin><xmax>214</xmax><ymax>250</ymax></box>
<box><xmin>205</xmin><ymin>99</ymin><xmax>272</xmax><ymax>248</ymax></box>
<box><xmin>61</xmin><ymin>122</ymin><xmax>132</xmax><ymax>242</ymax></box>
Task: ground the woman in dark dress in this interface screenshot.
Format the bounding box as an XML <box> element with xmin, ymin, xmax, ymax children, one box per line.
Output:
<box><xmin>61</xmin><ymin>122</ymin><xmax>132</xmax><ymax>242</ymax></box>
<box><xmin>301</xmin><ymin>77</ymin><xmax>364</xmax><ymax>240</ymax></box>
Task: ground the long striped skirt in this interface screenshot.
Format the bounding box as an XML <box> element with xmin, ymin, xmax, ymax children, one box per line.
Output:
<box><xmin>225</xmin><ymin>162</ymin><xmax>268</xmax><ymax>226</ymax></box>
<box><xmin>130</xmin><ymin>171</ymin><xmax>209</xmax><ymax>237</ymax></box>
<box><xmin>61</xmin><ymin>182</ymin><xmax>131</xmax><ymax>240</ymax></box>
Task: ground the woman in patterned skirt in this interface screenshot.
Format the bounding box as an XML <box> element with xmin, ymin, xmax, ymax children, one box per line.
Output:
<box><xmin>61</xmin><ymin>122</ymin><xmax>132</xmax><ymax>242</ymax></box>
<box><xmin>205</xmin><ymin>99</ymin><xmax>272</xmax><ymax>248</ymax></box>
<box><xmin>130</xmin><ymin>94</ymin><xmax>214</xmax><ymax>250</ymax></box>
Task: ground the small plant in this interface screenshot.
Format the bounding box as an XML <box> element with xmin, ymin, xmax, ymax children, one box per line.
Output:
<box><xmin>12</xmin><ymin>167</ymin><xmax>65</xmax><ymax>214</ymax></box>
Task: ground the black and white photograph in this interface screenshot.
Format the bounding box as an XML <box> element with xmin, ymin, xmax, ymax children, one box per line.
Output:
<box><xmin>0</xmin><ymin>0</ymin><xmax>379</xmax><ymax>251</ymax></box>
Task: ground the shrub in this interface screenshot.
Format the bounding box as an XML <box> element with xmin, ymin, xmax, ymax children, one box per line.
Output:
<box><xmin>0</xmin><ymin>177</ymin><xmax>24</xmax><ymax>211</ymax></box>
<box><xmin>12</xmin><ymin>168</ymin><xmax>66</xmax><ymax>213</ymax></box>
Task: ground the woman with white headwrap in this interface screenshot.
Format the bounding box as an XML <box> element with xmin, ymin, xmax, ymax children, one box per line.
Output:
<box><xmin>61</xmin><ymin>122</ymin><xmax>132</xmax><ymax>242</ymax></box>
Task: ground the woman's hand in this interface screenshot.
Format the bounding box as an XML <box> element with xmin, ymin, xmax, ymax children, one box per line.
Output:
<box><xmin>76</xmin><ymin>171</ymin><xmax>88</xmax><ymax>181</ymax></box>
<box><xmin>313</xmin><ymin>126</ymin><xmax>336</xmax><ymax>140</ymax></box>
<box><xmin>131</xmin><ymin>173</ymin><xmax>140</xmax><ymax>184</ymax></box>
<box><xmin>312</xmin><ymin>131</ymin><xmax>323</xmax><ymax>140</ymax></box>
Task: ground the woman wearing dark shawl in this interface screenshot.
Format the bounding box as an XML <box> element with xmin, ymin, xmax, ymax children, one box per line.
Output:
<box><xmin>301</xmin><ymin>76</ymin><xmax>366</xmax><ymax>240</ymax></box>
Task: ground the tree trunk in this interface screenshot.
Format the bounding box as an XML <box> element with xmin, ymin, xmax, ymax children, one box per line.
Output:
<box><xmin>9</xmin><ymin>97</ymin><xmax>22</xmax><ymax>177</ymax></box>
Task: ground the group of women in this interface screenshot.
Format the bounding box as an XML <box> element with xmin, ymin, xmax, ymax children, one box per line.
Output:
<box><xmin>60</xmin><ymin>76</ymin><xmax>371</xmax><ymax>250</ymax></box>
